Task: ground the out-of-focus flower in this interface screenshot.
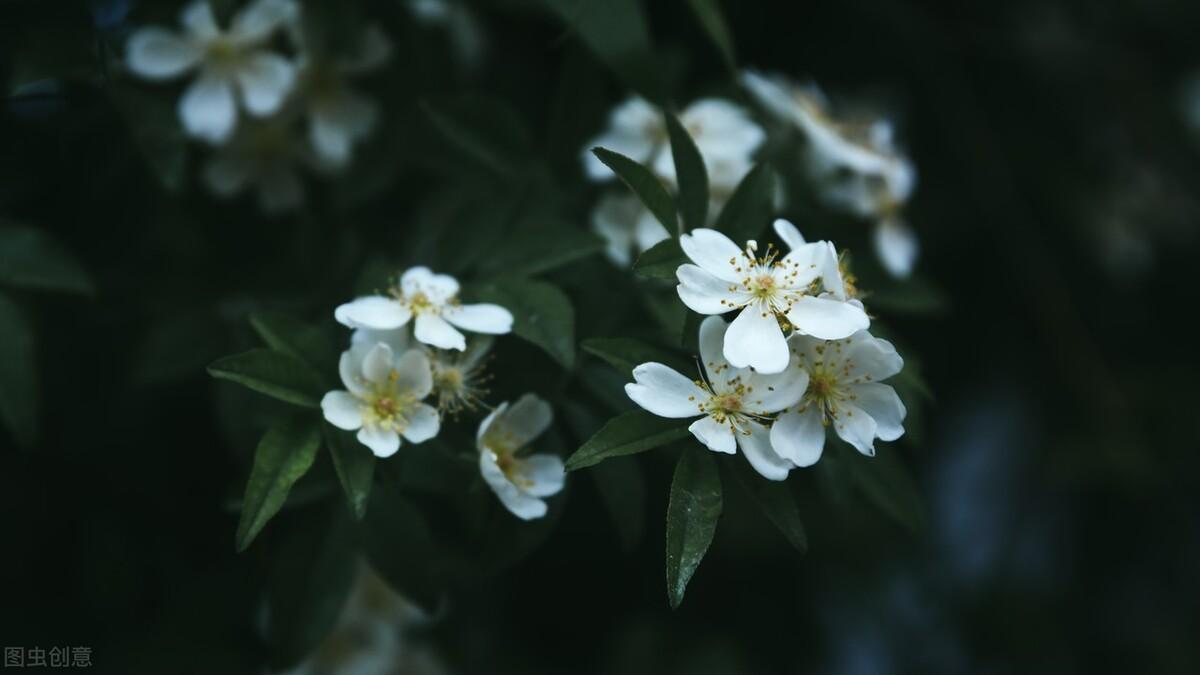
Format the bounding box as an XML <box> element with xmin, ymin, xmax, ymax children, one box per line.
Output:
<box><xmin>404</xmin><ymin>0</ymin><xmax>486</xmax><ymax>68</ymax></box>
<box><xmin>334</xmin><ymin>267</ymin><xmax>513</xmax><ymax>351</ymax></box>
<box><xmin>125</xmin><ymin>0</ymin><xmax>298</xmax><ymax>143</ymax></box>
<box><xmin>625</xmin><ymin>316</ymin><xmax>808</xmax><ymax>480</ymax></box>
<box><xmin>675</xmin><ymin>225</ymin><xmax>869</xmax><ymax>374</ymax></box>
<box><xmin>293</xmin><ymin>25</ymin><xmax>390</xmax><ymax>166</ymax></box>
<box><xmin>742</xmin><ymin>71</ymin><xmax>920</xmax><ymax>278</ymax></box>
<box><xmin>477</xmin><ymin>394</ymin><xmax>565</xmax><ymax>520</ymax></box>
<box><xmin>429</xmin><ymin>336</ymin><xmax>492</xmax><ymax>415</ymax></box>
<box><xmin>200</xmin><ymin>116</ymin><xmax>310</xmax><ymax>213</ymax></box>
<box><xmin>321</xmin><ymin>342</ymin><xmax>440</xmax><ymax>457</ymax></box>
<box><xmin>770</xmin><ymin>330</ymin><xmax>906</xmax><ymax>465</ymax></box>
<box><xmin>583</xmin><ymin>97</ymin><xmax>765</xmax><ymax>265</ymax></box>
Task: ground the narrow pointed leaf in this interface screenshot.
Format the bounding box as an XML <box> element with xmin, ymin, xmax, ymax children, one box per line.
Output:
<box><xmin>686</xmin><ymin>0</ymin><xmax>736</xmax><ymax>71</ymax></box>
<box><xmin>235</xmin><ymin>415</ymin><xmax>323</xmax><ymax>551</ymax></box>
<box><xmin>713</xmin><ymin>164</ymin><xmax>777</xmax><ymax>243</ymax></box>
<box><xmin>633</xmin><ymin>238</ymin><xmax>687</xmax><ymax>281</ymax></box>
<box><xmin>324</xmin><ymin>425</ymin><xmax>375</xmax><ymax>520</ymax></box>
<box><xmin>250</xmin><ymin>312</ymin><xmax>337</xmax><ymax>373</ymax></box>
<box><xmin>592</xmin><ymin>147</ymin><xmax>678</xmax><ymax>234</ymax></box>
<box><xmin>208</xmin><ymin>349</ymin><xmax>325</xmax><ymax>408</ymax></box>
<box><xmin>0</xmin><ymin>224</ymin><xmax>94</xmax><ymax>295</ymax></box>
<box><xmin>565</xmin><ymin>410</ymin><xmax>691</xmax><ymax>471</ymax></box>
<box><xmin>666</xmin><ymin>447</ymin><xmax>722</xmax><ymax>609</ymax></box>
<box><xmin>665</xmin><ymin>111</ymin><xmax>710</xmax><ymax>233</ymax></box>
<box><xmin>0</xmin><ymin>293</ymin><xmax>37</xmax><ymax>449</ymax></box>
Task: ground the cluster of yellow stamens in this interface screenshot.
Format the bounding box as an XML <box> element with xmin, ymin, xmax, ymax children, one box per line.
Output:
<box><xmin>797</xmin><ymin>340</ymin><xmax>869</xmax><ymax>429</ymax></box>
<box><xmin>431</xmin><ymin>358</ymin><xmax>490</xmax><ymax>416</ymax></box>
<box><xmin>720</xmin><ymin>241</ymin><xmax>823</xmax><ymax>317</ymax></box>
<box><xmin>485</xmin><ymin>426</ymin><xmax>533</xmax><ymax>487</ymax></box>
<box><xmin>686</xmin><ymin>361</ymin><xmax>773</xmax><ymax>436</ymax></box>
<box><xmin>361</xmin><ymin>369</ymin><xmax>417</xmax><ymax>432</ymax></box>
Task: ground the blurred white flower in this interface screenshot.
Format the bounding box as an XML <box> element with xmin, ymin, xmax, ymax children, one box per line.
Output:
<box><xmin>334</xmin><ymin>267</ymin><xmax>513</xmax><ymax>351</ymax></box>
<box><xmin>125</xmin><ymin>0</ymin><xmax>298</xmax><ymax>143</ymax></box>
<box><xmin>625</xmin><ymin>316</ymin><xmax>807</xmax><ymax>480</ymax></box>
<box><xmin>770</xmin><ymin>330</ymin><xmax>906</xmax><ymax>465</ymax></box>
<box><xmin>293</xmin><ymin>25</ymin><xmax>390</xmax><ymax>166</ymax></box>
<box><xmin>477</xmin><ymin>394</ymin><xmax>565</xmax><ymax>520</ymax></box>
<box><xmin>321</xmin><ymin>342</ymin><xmax>440</xmax><ymax>457</ymax></box>
<box><xmin>742</xmin><ymin>71</ymin><xmax>920</xmax><ymax>278</ymax></box>
<box><xmin>201</xmin><ymin>117</ymin><xmax>309</xmax><ymax>213</ymax></box>
<box><xmin>583</xmin><ymin>97</ymin><xmax>764</xmax><ymax>265</ymax></box>
<box><xmin>676</xmin><ymin>226</ymin><xmax>869</xmax><ymax>374</ymax></box>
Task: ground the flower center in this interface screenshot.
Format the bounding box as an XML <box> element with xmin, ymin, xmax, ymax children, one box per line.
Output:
<box><xmin>363</xmin><ymin>371</ymin><xmax>417</xmax><ymax>432</ymax></box>
<box><xmin>205</xmin><ymin>37</ymin><xmax>244</xmax><ymax>74</ymax></box>
<box><xmin>749</xmin><ymin>273</ymin><xmax>776</xmax><ymax>300</ymax></box>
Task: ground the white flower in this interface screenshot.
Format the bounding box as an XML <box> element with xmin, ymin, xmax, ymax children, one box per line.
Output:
<box><xmin>477</xmin><ymin>394</ymin><xmax>565</xmax><ymax>520</ymax></box>
<box><xmin>334</xmin><ymin>266</ymin><xmax>513</xmax><ymax>351</ymax></box>
<box><xmin>429</xmin><ymin>336</ymin><xmax>492</xmax><ymax>414</ymax></box>
<box><xmin>590</xmin><ymin>193</ymin><xmax>671</xmax><ymax>266</ymax></box>
<box><xmin>201</xmin><ymin>117</ymin><xmax>309</xmax><ymax>213</ymax></box>
<box><xmin>770</xmin><ymin>330</ymin><xmax>906</xmax><ymax>466</ymax></box>
<box><xmin>321</xmin><ymin>342</ymin><xmax>440</xmax><ymax>457</ymax></box>
<box><xmin>742</xmin><ymin>71</ymin><xmax>919</xmax><ymax>278</ymax></box>
<box><xmin>294</xmin><ymin>25</ymin><xmax>390</xmax><ymax>166</ymax></box>
<box><xmin>675</xmin><ymin>226</ymin><xmax>870</xmax><ymax>374</ymax></box>
<box><xmin>624</xmin><ymin>316</ymin><xmax>808</xmax><ymax>480</ymax></box>
<box><xmin>125</xmin><ymin>0</ymin><xmax>298</xmax><ymax>144</ymax></box>
<box><xmin>584</xmin><ymin>97</ymin><xmax>765</xmax><ymax>266</ymax></box>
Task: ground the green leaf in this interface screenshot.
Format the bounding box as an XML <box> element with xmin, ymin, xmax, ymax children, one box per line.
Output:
<box><xmin>249</xmin><ymin>312</ymin><xmax>337</xmax><ymax>373</ymax></box>
<box><xmin>582</xmin><ymin>337</ymin><xmax>692</xmax><ymax>375</ymax></box>
<box><xmin>713</xmin><ymin>164</ymin><xmax>776</xmax><ymax>243</ymax></box>
<box><xmin>539</xmin><ymin>0</ymin><xmax>664</xmax><ymax>102</ymax></box>
<box><xmin>208</xmin><ymin>349</ymin><xmax>325</xmax><ymax>408</ymax></box>
<box><xmin>686</xmin><ymin>0</ymin><xmax>737</xmax><ymax>71</ymax></box>
<box><xmin>265</xmin><ymin>506</ymin><xmax>357</xmax><ymax>668</ymax></box>
<box><xmin>633</xmin><ymin>238</ymin><xmax>687</xmax><ymax>281</ymax></box>
<box><xmin>479</xmin><ymin>217</ymin><xmax>605</xmax><ymax>278</ymax></box>
<box><xmin>0</xmin><ymin>293</ymin><xmax>37</xmax><ymax>449</ymax></box>
<box><xmin>235</xmin><ymin>415</ymin><xmax>323</xmax><ymax>551</ymax></box>
<box><xmin>471</xmin><ymin>279</ymin><xmax>576</xmax><ymax>369</ymax></box>
<box><xmin>846</xmin><ymin>446</ymin><xmax>927</xmax><ymax>534</ymax></box>
<box><xmin>665</xmin><ymin>111</ymin><xmax>710</xmax><ymax>232</ymax></box>
<box><xmin>591</xmin><ymin>147</ymin><xmax>678</xmax><ymax>234</ymax></box>
<box><xmin>665</xmin><ymin>447</ymin><xmax>722</xmax><ymax>609</ymax></box>
<box><xmin>324</xmin><ymin>425</ymin><xmax>375</xmax><ymax>521</ymax></box>
<box><xmin>0</xmin><ymin>224</ymin><xmax>94</xmax><ymax>295</ymax></box>
<box><xmin>420</xmin><ymin>94</ymin><xmax>533</xmax><ymax>178</ymax></box>
<box><xmin>566</xmin><ymin>410</ymin><xmax>691</xmax><ymax>471</ymax></box>
<box><xmin>727</xmin><ymin>461</ymin><xmax>808</xmax><ymax>553</ymax></box>
<box><xmin>867</xmin><ymin>276</ymin><xmax>950</xmax><ymax>316</ymax></box>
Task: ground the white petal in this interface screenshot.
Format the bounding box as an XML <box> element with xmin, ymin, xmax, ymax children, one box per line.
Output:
<box><xmin>443</xmin><ymin>303</ymin><xmax>512</xmax><ymax>335</ymax></box>
<box><xmin>723</xmin><ymin>303</ymin><xmax>790</xmax><ymax>374</ymax></box>
<box><xmin>772</xmin><ymin>218</ymin><xmax>806</xmax><ymax>250</ymax></box>
<box><xmin>676</xmin><ymin>264</ymin><xmax>745</xmax><ymax>315</ymax></box>
<box><xmin>125</xmin><ymin>28</ymin><xmax>200</xmax><ymax>80</ymax></box>
<box><xmin>688</xmin><ymin>416</ymin><xmax>736</xmax><ymax>454</ymax></box>
<box><xmin>414</xmin><ymin>313</ymin><xmax>466</xmax><ymax>351</ymax></box>
<box><xmin>679</xmin><ymin>228</ymin><xmax>746</xmax><ymax>282</ymax></box>
<box><xmin>737</xmin><ymin>420</ymin><xmax>792</xmax><ymax>481</ymax></box>
<box><xmin>361</xmin><ymin>343</ymin><xmax>395</xmax><ymax>384</ymax></box>
<box><xmin>350</xmin><ymin>327</ymin><xmax>411</xmax><ymax>354</ymax></box>
<box><xmin>231</xmin><ymin>0</ymin><xmax>297</xmax><ymax>43</ymax></box>
<box><xmin>358</xmin><ymin>426</ymin><xmax>401</xmax><ymax>458</ymax></box>
<box><xmin>697</xmin><ymin>315</ymin><xmax>730</xmax><ymax>383</ymax></box>
<box><xmin>787</xmin><ymin>295</ymin><xmax>870</xmax><ymax>341</ymax></box>
<box><xmin>392</xmin><ymin>349</ymin><xmax>434</xmax><ymax>398</ymax></box>
<box><xmin>181</xmin><ymin>1</ymin><xmax>220</xmax><ymax>40</ymax></box>
<box><xmin>770</xmin><ymin>407</ymin><xmax>825</xmax><ymax>467</ymax></box>
<box><xmin>742</xmin><ymin>365</ymin><xmax>809</xmax><ymax>414</ymax></box>
<box><xmin>590</xmin><ymin>194</ymin><xmax>638</xmax><ymax>266</ymax></box>
<box><xmin>178</xmin><ymin>74</ymin><xmax>236</xmax><ymax>143</ymax></box>
<box><xmin>479</xmin><ymin>450</ymin><xmax>548</xmax><ymax>520</ymax></box>
<box><xmin>777</xmin><ymin>241</ymin><xmax>832</xmax><ymax>290</ymax></box>
<box><xmin>741</xmin><ymin>71</ymin><xmax>800</xmax><ymax>123</ymax></box>
<box><xmin>843</xmin><ymin>331</ymin><xmax>904</xmax><ymax>382</ymax></box>
<box><xmin>401</xmin><ymin>403</ymin><xmax>440</xmax><ymax>444</ymax></box>
<box><xmin>848</xmin><ymin>383</ymin><xmax>905</xmax><ymax>442</ymax></box>
<box><xmin>309</xmin><ymin>92</ymin><xmax>377</xmax><ymax>165</ymax></box>
<box><xmin>490</xmin><ymin>394</ymin><xmax>552</xmax><ymax>448</ymax></box>
<box><xmin>321</xmin><ymin>391</ymin><xmax>363</xmax><ymax>430</ymax></box>
<box><xmin>519</xmin><ymin>454</ymin><xmax>566</xmax><ymax>497</ymax></box>
<box><xmin>335</xmin><ymin>296</ymin><xmax>412</xmax><ymax>330</ymax></box>
<box><xmin>401</xmin><ymin>266</ymin><xmax>460</xmax><ymax>302</ymax></box>
<box><xmin>625</xmin><ymin>363</ymin><xmax>707</xmax><ymax>419</ymax></box>
<box><xmin>831</xmin><ymin>402</ymin><xmax>879</xmax><ymax>457</ymax></box>
<box><xmin>236</xmin><ymin>52</ymin><xmax>295</xmax><ymax>116</ymax></box>
<box><xmin>475</xmin><ymin>402</ymin><xmax>508</xmax><ymax>448</ymax></box>
<box><xmin>337</xmin><ymin>345</ymin><xmax>370</xmax><ymax>395</ymax></box>
<box><xmin>874</xmin><ymin>218</ymin><xmax>919</xmax><ymax>279</ymax></box>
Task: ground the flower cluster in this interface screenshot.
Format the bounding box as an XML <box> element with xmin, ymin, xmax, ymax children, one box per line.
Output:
<box><xmin>627</xmin><ymin>223</ymin><xmax>906</xmax><ymax>480</ymax></box>
<box><xmin>743</xmin><ymin>71</ymin><xmax>920</xmax><ymax>278</ymax></box>
<box><xmin>321</xmin><ymin>266</ymin><xmax>564</xmax><ymax>519</ymax></box>
<box><xmin>583</xmin><ymin>97</ymin><xmax>765</xmax><ymax>265</ymax></box>
<box><xmin>124</xmin><ymin>0</ymin><xmax>390</xmax><ymax>212</ymax></box>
